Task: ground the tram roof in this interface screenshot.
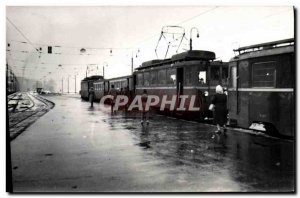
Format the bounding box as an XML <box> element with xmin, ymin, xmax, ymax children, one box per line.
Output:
<box><xmin>230</xmin><ymin>38</ymin><xmax>294</xmax><ymax>61</ymax></box>
<box><xmin>136</xmin><ymin>50</ymin><xmax>216</xmax><ymax>70</ymax></box>
<box><xmin>108</xmin><ymin>75</ymin><xmax>133</xmax><ymax>82</ymax></box>
<box><xmin>233</xmin><ymin>38</ymin><xmax>294</xmax><ymax>55</ymax></box>
<box><xmin>81</xmin><ymin>75</ymin><xmax>103</xmax><ymax>81</ymax></box>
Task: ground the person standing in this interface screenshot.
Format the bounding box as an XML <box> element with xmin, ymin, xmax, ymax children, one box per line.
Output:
<box><xmin>89</xmin><ymin>87</ymin><xmax>95</xmax><ymax>107</ymax></box>
<box><xmin>108</xmin><ymin>84</ymin><xmax>118</xmax><ymax>113</ymax></box>
<box><xmin>141</xmin><ymin>89</ymin><xmax>149</xmax><ymax>125</ymax></box>
<box><xmin>211</xmin><ymin>85</ymin><xmax>227</xmax><ymax>137</ymax></box>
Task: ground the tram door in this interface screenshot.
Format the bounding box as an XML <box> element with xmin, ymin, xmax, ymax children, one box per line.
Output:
<box><xmin>104</xmin><ymin>81</ymin><xmax>109</xmax><ymax>95</ymax></box>
<box><xmin>176</xmin><ymin>67</ymin><xmax>184</xmax><ymax>97</ymax></box>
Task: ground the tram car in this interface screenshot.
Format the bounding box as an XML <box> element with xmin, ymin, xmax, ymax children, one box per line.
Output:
<box><xmin>93</xmin><ymin>75</ymin><xmax>134</xmax><ymax>101</ymax></box>
<box><xmin>80</xmin><ymin>75</ymin><xmax>103</xmax><ymax>100</ymax></box>
<box><xmin>134</xmin><ymin>50</ymin><xmax>228</xmax><ymax>119</ymax></box>
<box><xmin>227</xmin><ymin>38</ymin><xmax>295</xmax><ymax>137</ymax></box>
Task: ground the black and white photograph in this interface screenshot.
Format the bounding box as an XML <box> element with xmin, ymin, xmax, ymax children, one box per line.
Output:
<box><xmin>5</xmin><ymin>5</ymin><xmax>295</xmax><ymax>193</ymax></box>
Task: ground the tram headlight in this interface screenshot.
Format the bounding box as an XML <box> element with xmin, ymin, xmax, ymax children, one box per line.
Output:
<box><xmin>204</xmin><ymin>91</ymin><xmax>209</xmax><ymax>96</ymax></box>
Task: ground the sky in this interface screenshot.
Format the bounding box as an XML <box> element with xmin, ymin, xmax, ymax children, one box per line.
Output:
<box><xmin>6</xmin><ymin>6</ymin><xmax>294</xmax><ymax>92</ymax></box>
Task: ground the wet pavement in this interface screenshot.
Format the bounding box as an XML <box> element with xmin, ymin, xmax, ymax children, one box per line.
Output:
<box><xmin>10</xmin><ymin>94</ymin><xmax>295</xmax><ymax>192</ymax></box>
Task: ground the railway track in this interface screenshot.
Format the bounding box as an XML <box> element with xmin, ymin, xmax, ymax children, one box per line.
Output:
<box><xmin>8</xmin><ymin>92</ymin><xmax>54</xmax><ymax>141</ymax></box>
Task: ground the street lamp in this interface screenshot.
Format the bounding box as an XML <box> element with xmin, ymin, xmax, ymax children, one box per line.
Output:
<box><xmin>62</xmin><ymin>77</ymin><xmax>64</xmax><ymax>94</ymax></box>
<box><xmin>67</xmin><ymin>75</ymin><xmax>70</xmax><ymax>94</ymax></box>
<box><xmin>103</xmin><ymin>62</ymin><xmax>108</xmax><ymax>79</ymax></box>
<box><xmin>189</xmin><ymin>27</ymin><xmax>200</xmax><ymax>51</ymax></box>
<box><xmin>131</xmin><ymin>49</ymin><xmax>140</xmax><ymax>74</ymax></box>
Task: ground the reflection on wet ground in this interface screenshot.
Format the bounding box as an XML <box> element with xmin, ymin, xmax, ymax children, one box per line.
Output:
<box><xmin>12</xmin><ymin>95</ymin><xmax>294</xmax><ymax>192</ymax></box>
<box><xmin>97</xmin><ymin>103</ymin><xmax>295</xmax><ymax>192</ymax></box>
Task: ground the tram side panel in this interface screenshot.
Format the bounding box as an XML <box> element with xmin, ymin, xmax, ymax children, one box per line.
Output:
<box><xmin>80</xmin><ymin>81</ymin><xmax>89</xmax><ymax>100</ymax></box>
<box><xmin>134</xmin><ymin>61</ymin><xmax>228</xmax><ymax>119</ymax></box>
<box><xmin>248</xmin><ymin>53</ymin><xmax>294</xmax><ymax>137</ymax></box>
<box><xmin>228</xmin><ymin>52</ymin><xmax>295</xmax><ymax>137</ymax></box>
<box><xmin>228</xmin><ymin>60</ymin><xmax>251</xmax><ymax>128</ymax></box>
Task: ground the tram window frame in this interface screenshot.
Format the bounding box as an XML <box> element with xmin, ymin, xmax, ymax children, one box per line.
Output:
<box><xmin>198</xmin><ymin>71</ymin><xmax>207</xmax><ymax>85</ymax></box>
<box><xmin>252</xmin><ymin>61</ymin><xmax>276</xmax><ymax>88</ymax></box>
<box><xmin>144</xmin><ymin>72</ymin><xmax>150</xmax><ymax>86</ymax></box>
<box><xmin>158</xmin><ymin>69</ymin><xmax>167</xmax><ymax>85</ymax></box>
<box><xmin>166</xmin><ymin>68</ymin><xmax>176</xmax><ymax>85</ymax></box>
<box><xmin>210</xmin><ymin>66</ymin><xmax>220</xmax><ymax>85</ymax></box>
<box><xmin>105</xmin><ymin>82</ymin><xmax>108</xmax><ymax>92</ymax></box>
<box><xmin>150</xmin><ymin>70</ymin><xmax>158</xmax><ymax>85</ymax></box>
<box><xmin>222</xmin><ymin>67</ymin><xmax>228</xmax><ymax>85</ymax></box>
<box><xmin>185</xmin><ymin>67</ymin><xmax>193</xmax><ymax>85</ymax></box>
<box><xmin>137</xmin><ymin>73</ymin><xmax>143</xmax><ymax>86</ymax></box>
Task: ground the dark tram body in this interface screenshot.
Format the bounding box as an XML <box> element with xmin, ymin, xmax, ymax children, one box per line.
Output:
<box><xmin>134</xmin><ymin>50</ymin><xmax>228</xmax><ymax>119</ymax></box>
<box><xmin>80</xmin><ymin>75</ymin><xmax>103</xmax><ymax>100</ymax></box>
<box><xmin>80</xmin><ymin>38</ymin><xmax>295</xmax><ymax>137</ymax></box>
<box><xmin>227</xmin><ymin>38</ymin><xmax>295</xmax><ymax>137</ymax></box>
<box><xmin>93</xmin><ymin>75</ymin><xmax>134</xmax><ymax>101</ymax></box>
<box><xmin>80</xmin><ymin>50</ymin><xmax>228</xmax><ymax>120</ymax></box>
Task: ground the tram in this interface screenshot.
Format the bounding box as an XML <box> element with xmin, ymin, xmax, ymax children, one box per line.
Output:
<box><xmin>227</xmin><ymin>38</ymin><xmax>295</xmax><ymax>137</ymax></box>
<box><xmin>134</xmin><ymin>50</ymin><xmax>228</xmax><ymax>119</ymax></box>
<box><xmin>80</xmin><ymin>75</ymin><xmax>103</xmax><ymax>100</ymax></box>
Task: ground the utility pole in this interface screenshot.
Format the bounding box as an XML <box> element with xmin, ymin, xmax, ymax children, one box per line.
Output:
<box><xmin>68</xmin><ymin>76</ymin><xmax>69</xmax><ymax>93</ymax></box>
<box><xmin>103</xmin><ymin>62</ymin><xmax>108</xmax><ymax>79</ymax></box>
<box><xmin>75</xmin><ymin>74</ymin><xmax>77</xmax><ymax>93</ymax></box>
<box><xmin>103</xmin><ymin>66</ymin><xmax>105</xmax><ymax>79</ymax></box>
<box><xmin>131</xmin><ymin>52</ymin><xmax>134</xmax><ymax>75</ymax></box>
<box><xmin>131</xmin><ymin>49</ymin><xmax>139</xmax><ymax>74</ymax></box>
<box><xmin>62</xmin><ymin>77</ymin><xmax>63</xmax><ymax>94</ymax></box>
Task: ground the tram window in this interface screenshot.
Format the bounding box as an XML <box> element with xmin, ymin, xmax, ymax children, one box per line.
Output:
<box><xmin>198</xmin><ymin>71</ymin><xmax>207</xmax><ymax>84</ymax></box>
<box><xmin>222</xmin><ymin>67</ymin><xmax>228</xmax><ymax>85</ymax></box>
<box><xmin>210</xmin><ymin>67</ymin><xmax>220</xmax><ymax>85</ymax></box>
<box><xmin>137</xmin><ymin>73</ymin><xmax>143</xmax><ymax>86</ymax></box>
<box><xmin>105</xmin><ymin>83</ymin><xmax>108</xmax><ymax>91</ymax></box>
<box><xmin>158</xmin><ymin>69</ymin><xmax>166</xmax><ymax>85</ymax></box>
<box><xmin>166</xmin><ymin>68</ymin><xmax>176</xmax><ymax>85</ymax></box>
<box><xmin>144</xmin><ymin>72</ymin><xmax>150</xmax><ymax>86</ymax></box>
<box><xmin>150</xmin><ymin>70</ymin><xmax>158</xmax><ymax>85</ymax></box>
<box><xmin>185</xmin><ymin>67</ymin><xmax>193</xmax><ymax>85</ymax></box>
<box><xmin>252</xmin><ymin>62</ymin><xmax>276</xmax><ymax>87</ymax></box>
